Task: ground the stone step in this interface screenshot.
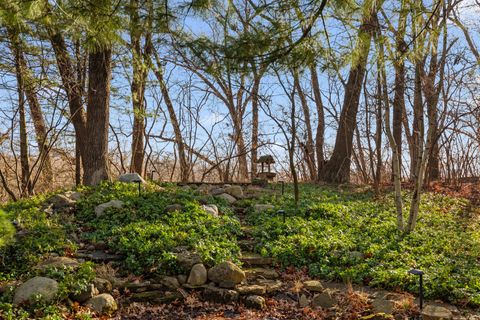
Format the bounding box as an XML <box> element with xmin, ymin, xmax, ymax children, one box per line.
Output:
<box><xmin>238</xmin><ymin>239</ymin><xmax>256</xmax><ymax>251</ymax></box>
<box><xmin>240</xmin><ymin>252</ymin><xmax>273</xmax><ymax>266</ymax></box>
<box><xmin>244</xmin><ymin>268</ymin><xmax>279</xmax><ymax>280</ymax></box>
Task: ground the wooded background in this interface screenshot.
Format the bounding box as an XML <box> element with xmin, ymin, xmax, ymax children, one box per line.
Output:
<box><xmin>0</xmin><ymin>0</ymin><xmax>479</xmax><ymax>202</ymax></box>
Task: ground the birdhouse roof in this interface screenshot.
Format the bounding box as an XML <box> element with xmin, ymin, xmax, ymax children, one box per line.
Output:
<box><xmin>257</xmin><ymin>155</ymin><xmax>275</xmax><ymax>164</ymax></box>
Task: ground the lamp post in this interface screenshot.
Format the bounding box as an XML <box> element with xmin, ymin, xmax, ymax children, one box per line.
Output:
<box><xmin>277</xmin><ymin>210</ymin><xmax>286</xmax><ymax>223</ymax></box>
<box><xmin>279</xmin><ymin>181</ymin><xmax>285</xmax><ymax>195</ymax></box>
<box><xmin>408</xmin><ymin>269</ymin><xmax>424</xmax><ymax>311</ymax></box>
<box><xmin>132</xmin><ymin>178</ymin><xmax>142</xmax><ymax>196</ymax></box>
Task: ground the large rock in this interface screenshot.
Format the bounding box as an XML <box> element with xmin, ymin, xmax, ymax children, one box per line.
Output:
<box><xmin>312</xmin><ymin>290</ymin><xmax>337</xmax><ymax>309</ymax></box>
<box><xmin>244</xmin><ymin>268</ymin><xmax>279</xmax><ymax>280</ymax></box>
<box><xmin>93</xmin><ymin>278</ymin><xmax>112</xmax><ymax>294</ymax></box>
<box><xmin>13</xmin><ymin>277</ymin><xmax>59</xmax><ymax>305</ymax></box>
<box><xmin>210</xmin><ymin>188</ymin><xmax>226</xmax><ymax>196</ymax></box>
<box><xmin>421</xmin><ymin>305</ymin><xmax>453</xmax><ymax>320</ymax></box>
<box><xmin>203</xmin><ymin>287</ymin><xmax>239</xmax><ymax>303</ymax></box>
<box><xmin>255</xmin><ymin>279</ymin><xmax>283</xmax><ymax>293</ymax></box>
<box><xmin>131</xmin><ymin>290</ymin><xmax>183</xmax><ymax>303</ymax></box>
<box><xmin>202</xmin><ymin>204</ymin><xmax>219</xmax><ymax>217</ymax></box>
<box><xmin>208</xmin><ymin>261</ymin><xmax>245</xmax><ymax>285</ymax></box>
<box><xmin>36</xmin><ymin>256</ymin><xmax>79</xmax><ymax>272</ymax></box>
<box><xmin>158</xmin><ymin>276</ymin><xmax>180</xmax><ymax>289</ymax></box>
<box><xmin>197</xmin><ymin>184</ymin><xmax>211</xmax><ymax>195</ymax></box>
<box><xmin>95</xmin><ymin>200</ymin><xmax>124</xmax><ymax>217</ymax></box>
<box><xmin>254</xmin><ymin>204</ymin><xmax>275</xmax><ymax>213</ymax></box>
<box><xmin>236</xmin><ymin>284</ymin><xmax>266</xmax><ymax>295</ymax></box>
<box><xmin>225</xmin><ymin>185</ymin><xmax>243</xmax><ymax>199</ymax></box>
<box><xmin>188</xmin><ymin>264</ymin><xmax>207</xmax><ymax>286</ymax></box>
<box><xmin>118</xmin><ymin>173</ymin><xmax>146</xmax><ymax>184</ymax></box>
<box><xmin>303</xmin><ymin>280</ymin><xmax>324</xmax><ymax>292</ymax></box>
<box><xmin>217</xmin><ymin>193</ymin><xmax>237</xmax><ymax>204</ymax></box>
<box><xmin>49</xmin><ymin>194</ymin><xmax>76</xmax><ymax>210</ymax></box>
<box><xmin>71</xmin><ymin>284</ymin><xmax>99</xmax><ymax>303</ymax></box>
<box><xmin>245</xmin><ymin>295</ymin><xmax>266</xmax><ymax>309</ymax></box>
<box><xmin>85</xmin><ymin>293</ymin><xmax>118</xmax><ymax>315</ymax></box>
<box><xmin>174</xmin><ymin>248</ymin><xmax>202</xmax><ymax>271</ymax></box>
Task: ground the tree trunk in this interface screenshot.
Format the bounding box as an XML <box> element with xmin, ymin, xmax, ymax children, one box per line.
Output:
<box><xmin>129</xmin><ymin>0</ymin><xmax>148</xmax><ymax>174</ymax></box>
<box><xmin>250</xmin><ymin>74</ymin><xmax>261</xmax><ymax>180</ymax></box>
<box><xmin>319</xmin><ymin>8</ymin><xmax>377</xmax><ymax>183</ymax></box>
<box><xmin>410</xmin><ymin>60</ymin><xmax>424</xmax><ymax>181</ymax></box>
<box><xmin>392</xmin><ymin>51</ymin><xmax>405</xmax><ymax>181</ymax></box>
<box><xmin>391</xmin><ymin>0</ymin><xmax>407</xmax><ymax>182</ymax></box>
<box><xmin>83</xmin><ymin>49</ymin><xmax>112</xmax><ymax>185</ymax></box>
<box><xmin>8</xmin><ymin>29</ymin><xmax>53</xmax><ymax>185</ymax></box>
<box><xmin>49</xmin><ymin>31</ymin><xmax>88</xmax><ymax>177</ymax></box>
<box><xmin>151</xmin><ymin>55</ymin><xmax>190</xmax><ymax>182</ymax></box>
<box><xmin>310</xmin><ymin>64</ymin><xmax>325</xmax><ymax>179</ymax></box>
<box><xmin>293</xmin><ymin>69</ymin><xmax>316</xmax><ymax>181</ymax></box>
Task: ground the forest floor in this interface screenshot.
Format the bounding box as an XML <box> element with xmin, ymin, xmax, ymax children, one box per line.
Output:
<box><xmin>2</xmin><ymin>181</ymin><xmax>480</xmax><ymax>319</ymax></box>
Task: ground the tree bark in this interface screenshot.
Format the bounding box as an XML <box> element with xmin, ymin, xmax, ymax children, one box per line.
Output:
<box><xmin>391</xmin><ymin>0</ymin><xmax>407</xmax><ymax>182</ymax></box>
<box><xmin>310</xmin><ymin>64</ymin><xmax>325</xmax><ymax>179</ymax></box>
<box><xmin>83</xmin><ymin>49</ymin><xmax>112</xmax><ymax>185</ymax></box>
<box><xmin>319</xmin><ymin>8</ymin><xmax>377</xmax><ymax>183</ymax></box>
<box><xmin>129</xmin><ymin>0</ymin><xmax>148</xmax><ymax>174</ymax></box>
<box><xmin>49</xmin><ymin>31</ymin><xmax>87</xmax><ymax>179</ymax></box>
<box><xmin>8</xmin><ymin>28</ymin><xmax>53</xmax><ymax>185</ymax></box>
<box><xmin>293</xmin><ymin>69</ymin><xmax>316</xmax><ymax>181</ymax></box>
<box><xmin>250</xmin><ymin>74</ymin><xmax>261</xmax><ymax>180</ymax></box>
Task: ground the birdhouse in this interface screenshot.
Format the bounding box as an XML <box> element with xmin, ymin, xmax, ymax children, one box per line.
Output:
<box><xmin>255</xmin><ymin>155</ymin><xmax>276</xmax><ymax>181</ymax></box>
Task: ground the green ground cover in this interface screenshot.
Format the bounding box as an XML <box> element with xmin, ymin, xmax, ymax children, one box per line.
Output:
<box><xmin>245</xmin><ymin>184</ymin><xmax>480</xmax><ymax>306</ymax></box>
<box><xmin>1</xmin><ymin>182</ymin><xmax>480</xmax><ymax>319</ymax></box>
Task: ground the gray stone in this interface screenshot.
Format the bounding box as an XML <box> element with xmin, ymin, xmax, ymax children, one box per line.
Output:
<box><xmin>218</xmin><ymin>280</ymin><xmax>237</xmax><ymax>289</ymax></box>
<box><xmin>236</xmin><ymin>285</ymin><xmax>266</xmax><ymax>295</ymax></box>
<box><xmin>210</xmin><ymin>188</ymin><xmax>226</xmax><ymax>196</ymax></box>
<box><xmin>118</xmin><ymin>173</ymin><xmax>146</xmax><ymax>184</ymax></box>
<box><xmin>203</xmin><ymin>287</ymin><xmax>239</xmax><ymax>303</ymax></box>
<box><xmin>68</xmin><ymin>191</ymin><xmax>83</xmax><ymax>201</ymax></box>
<box><xmin>299</xmin><ymin>294</ymin><xmax>309</xmax><ymax>307</ymax></box>
<box><xmin>217</xmin><ymin>193</ymin><xmax>237</xmax><ymax>204</ymax></box>
<box><xmin>75</xmin><ymin>250</ymin><xmax>123</xmax><ymax>262</ymax></box>
<box><xmin>244</xmin><ymin>268</ymin><xmax>279</xmax><ymax>280</ymax></box>
<box><xmin>255</xmin><ymin>279</ymin><xmax>283</xmax><ymax>293</ymax></box>
<box><xmin>312</xmin><ymin>290</ymin><xmax>337</xmax><ymax>309</ymax></box>
<box><xmin>95</xmin><ymin>200</ymin><xmax>124</xmax><ymax>217</ymax></box>
<box><xmin>240</xmin><ymin>253</ymin><xmax>273</xmax><ymax>266</ymax></box>
<box><xmin>71</xmin><ymin>284</ymin><xmax>98</xmax><ymax>303</ymax></box>
<box><xmin>159</xmin><ymin>276</ymin><xmax>180</xmax><ymax>289</ymax></box>
<box><xmin>174</xmin><ymin>249</ymin><xmax>202</xmax><ymax>271</ymax></box>
<box><xmin>188</xmin><ymin>264</ymin><xmax>207</xmax><ymax>286</ymax></box>
<box><xmin>254</xmin><ymin>204</ymin><xmax>275</xmax><ymax>213</ymax></box>
<box><xmin>177</xmin><ymin>275</ymin><xmax>187</xmax><ymax>285</ymax></box>
<box><xmin>245</xmin><ymin>295</ymin><xmax>266</xmax><ymax>309</ymax></box>
<box><xmin>49</xmin><ymin>194</ymin><xmax>76</xmax><ymax>210</ymax></box>
<box><xmin>303</xmin><ymin>280</ymin><xmax>324</xmax><ymax>292</ymax></box>
<box><xmin>130</xmin><ymin>290</ymin><xmax>183</xmax><ymax>303</ymax></box>
<box><xmin>35</xmin><ymin>256</ymin><xmax>79</xmax><ymax>272</ymax></box>
<box><xmin>13</xmin><ymin>277</ymin><xmax>59</xmax><ymax>305</ymax></box>
<box><xmin>202</xmin><ymin>204</ymin><xmax>219</xmax><ymax>217</ymax></box>
<box><xmin>93</xmin><ymin>278</ymin><xmax>112</xmax><ymax>294</ymax></box>
<box><xmin>225</xmin><ymin>185</ymin><xmax>243</xmax><ymax>198</ymax></box>
<box><xmin>208</xmin><ymin>261</ymin><xmax>245</xmax><ymax>284</ymax></box>
<box><xmin>165</xmin><ymin>204</ymin><xmax>183</xmax><ymax>213</ymax></box>
<box><xmin>197</xmin><ymin>184</ymin><xmax>211</xmax><ymax>195</ymax></box>
<box><xmin>422</xmin><ymin>305</ymin><xmax>453</xmax><ymax>320</ymax></box>
<box><xmin>85</xmin><ymin>293</ymin><xmax>118</xmax><ymax>315</ymax></box>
